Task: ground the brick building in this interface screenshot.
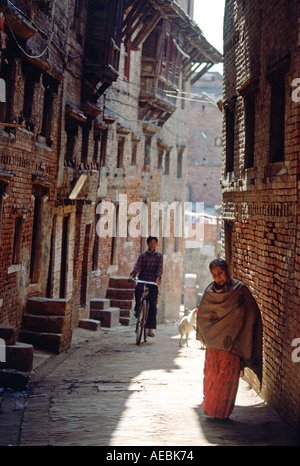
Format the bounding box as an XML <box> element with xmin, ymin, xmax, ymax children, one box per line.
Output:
<box><xmin>222</xmin><ymin>0</ymin><xmax>300</xmax><ymax>434</ymax></box>
<box><xmin>0</xmin><ymin>1</ymin><xmax>221</xmax><ymax>358</ymax></box>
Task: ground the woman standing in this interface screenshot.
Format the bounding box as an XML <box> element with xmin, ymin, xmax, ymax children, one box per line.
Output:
<box><xmin>196</xmin><ymin>259</ymin><xmax>262</xmax><ymax>419</ymax></box>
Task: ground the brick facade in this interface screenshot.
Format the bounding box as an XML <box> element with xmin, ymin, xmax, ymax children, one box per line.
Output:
<box><xmin>223</xmin><ymin>0</ymin><xmax>300</xmax><ymax>433</ymax></box>
<box><xmin>0</xmin><ymin>1</ymin><xmax>221</xmax><ymax>350</ymax></box>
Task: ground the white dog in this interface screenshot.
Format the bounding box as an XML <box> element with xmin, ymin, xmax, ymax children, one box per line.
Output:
<box><xmin>177</xmin><ymin>308</ymin><xmax>197</xmax><ymax>347</ymax></box>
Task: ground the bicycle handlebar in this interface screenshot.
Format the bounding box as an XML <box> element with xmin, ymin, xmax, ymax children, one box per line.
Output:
<box><xmin>130</xmin><ymin>277</ymin><xmax>158</xmax><ymax>286</ymax></box>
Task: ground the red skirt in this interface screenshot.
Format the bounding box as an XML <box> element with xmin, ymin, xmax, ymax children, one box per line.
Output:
<box><xmin>201</xmin><ymin>348</ymin><xmax>240</xmax><ymax>419</ymax></box>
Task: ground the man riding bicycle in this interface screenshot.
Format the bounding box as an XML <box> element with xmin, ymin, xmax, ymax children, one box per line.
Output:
<box><xmin>130</xmin><ymin>236</ymin><xmax>163</xmax><ymax>337</ymax></box>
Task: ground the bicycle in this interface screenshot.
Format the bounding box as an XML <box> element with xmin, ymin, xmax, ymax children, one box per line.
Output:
<box><xmin>130</xmin><ymin>278</ymin><xmax>158</xmax><ymax>345</ymax></box>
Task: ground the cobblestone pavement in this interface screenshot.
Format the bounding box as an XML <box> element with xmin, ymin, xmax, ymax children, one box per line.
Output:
<box><xmin>0</xmin><ymin>322</ymin><xmax>298</xmax><ymax>447</ymax></box>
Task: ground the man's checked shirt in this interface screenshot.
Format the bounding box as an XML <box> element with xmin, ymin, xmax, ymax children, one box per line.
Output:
<box><xmin>131</xmin><ymin>249</ymin><xmax>163</xmax><ymax>283</ymax></box>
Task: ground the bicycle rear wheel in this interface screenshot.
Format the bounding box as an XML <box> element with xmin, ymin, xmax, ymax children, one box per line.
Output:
<box><xmin>136</xmin><ymin>299</ymin><xmax>148</xmax><ymax>345</ymax></box>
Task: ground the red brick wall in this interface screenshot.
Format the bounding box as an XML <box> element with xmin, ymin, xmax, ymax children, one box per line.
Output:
<box><xmin>223</xmin><ymin>0</ymin><xmax>300</xmax><ymax>433</ymax></box>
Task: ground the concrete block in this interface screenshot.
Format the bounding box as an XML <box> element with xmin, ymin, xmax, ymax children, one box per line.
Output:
<box><xmin>90</xmin><ymin>298</ymin><xmax>111</xmax><ymax>310</ymax></box>
<box><xmin>0</xmin><ymin>325</ymin><xmax>16</xmax><ymax>345</ymax></box>
<box><xmin>106</xmin><ymin>288</ymin><xmax>135</xmax><ymax>300</ymax></box>
<box><xmin>78</xmin><ymin>318</ymin><xmax>101</xmax><ymax>331</ymax></box>
<box><xmin>26</xmin><ymin>297</ymin><xmax>71</xmax><ymax>316</ymax></box>
<box><xmin>90</xmin><ymin>307</ymin><xmax>120</xmax><ymax>328</ymax></box>
<box><xmin>19</xmin><ymin>330</ymin><xmax>64</xmax><ymax>354</ymax></box>
<box><xmin>3</xmin><ymin>342</ymin><xmax>34</xmax><ymax>372</ymax></box>
<box><xmin>109</xmin><ymin>276</ymin><xmax>136</xmax><ymax>289</ymax></box>
<box><xmin>22</xmin><ymin>314</ymin><xmax>65</xmax><ymax>333</ymax></box>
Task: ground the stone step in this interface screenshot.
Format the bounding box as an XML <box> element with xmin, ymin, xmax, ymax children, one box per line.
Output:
<box><xmin>19</xmin><ymin>330</ymin><xmax>65</xmax><ymax>354</ymax></box>
<box><xmin>22</xmin><ymin>313</ymin><xmax>69</xmax><ymax>334</ymax></box>
<box><xmin>78</xmin><ymin>306</ymin><xmax>87</xmax><ymax>322</ymax></box>
<box><xmin>120</xmin><ymin>308</ymin><xmax>135</xmax><ymax>319</ymax></box>
<box><xmin>90</xmin><ymin>307</ymin><xmax>120</xmax><ymax>328</ymax></box>
<box><xmin>106</xmin><ymin>288</ymin><xmax>135</xmax><ymax>300</ymax></box>
<box><xmin>20</xmin><ymin>297</ymin><xmax>73</xmax><ymax>354</ymax></box>
<box><xmin>26</xmin><ymin>297</ymin><xmax>71</xmax><ymax>317</ymax></box>
<box><xmin>119</xmin><ymin>315</ymin><xmax>136</xmax><ymax>327</ymax></box>
<box><xmin>0</xmin><ymin>324</ymin><xmax>16</xmax><ymax>345</ymax></box>
<box><xmin>0</xmin><ymin>342</ymin><xmax>34</xmax><ymax>372</ymax></box>
<box><xmin>110</xmin><ymin>299</ymin><xmax>134</xmax><ymax>310</ymax></box>
<box><xmin>78</xmin><ymin>318</ymin><xmax>101</xmax><ymax>331</ymax></box>
<box><xmin>109</xmin><ymin>276</ymin><xmax>136</xmax><ymax>289</ymax></box>
<box><xmin>90</xmin><ymin>298</ymin><xmax>111</xmax><ymax>310</ymax></box>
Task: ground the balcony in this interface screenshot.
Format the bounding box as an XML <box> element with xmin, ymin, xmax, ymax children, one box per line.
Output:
<box><xmin>83</xmin><ymin>0</ymin><xmax>124</xmax><ymax>102</ymax></box>
<box><xmin>139</xmin><ymin>74</ymin><xmax>177</xmax><ymax>131</ymax></box>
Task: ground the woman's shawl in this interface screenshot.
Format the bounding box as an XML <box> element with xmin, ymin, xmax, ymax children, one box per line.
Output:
<box><xmin>196</xmin><ymin>278</ymin><xmax>262</xmax><ymax>383</ymax></box>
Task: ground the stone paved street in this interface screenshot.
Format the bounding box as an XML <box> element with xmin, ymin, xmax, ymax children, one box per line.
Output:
<box><xmin>0</xmin><ymin>323</ymin><xmax>298</xmax><ymax>447</ymax></box>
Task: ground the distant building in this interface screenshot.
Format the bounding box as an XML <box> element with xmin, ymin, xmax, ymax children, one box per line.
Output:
<box><xmin>0</xmin><ymin>1</ymin><xmax>221</xmax><ymax>354</ymax></box>
<box><xmin>184</xmin><ymin>72</ymin><xmax>223</xmax><ymax>298</ymax></box>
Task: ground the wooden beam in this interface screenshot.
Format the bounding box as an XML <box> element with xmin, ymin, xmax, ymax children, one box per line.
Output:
<box><xmin>132</xmin><ymin>10</ymin><xmax>161</xmax><ymax>50</ymax></box>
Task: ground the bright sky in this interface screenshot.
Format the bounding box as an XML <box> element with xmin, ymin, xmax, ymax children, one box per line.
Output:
<box><xmin>193</xmin><ymin>0</ymin><xmax>225</xmax><ymax>74</ymax></box>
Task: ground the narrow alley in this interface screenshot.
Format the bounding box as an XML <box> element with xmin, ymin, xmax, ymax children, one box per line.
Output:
<box><xmin>0</xmin><ymin>323</ymin><xmax>297</xmax><ymax>448</ymax></box>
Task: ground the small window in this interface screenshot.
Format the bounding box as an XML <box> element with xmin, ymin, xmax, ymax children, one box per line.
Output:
<box><xmin>131</xmin><ymin>141</ymin><xmax>138</xmax><ymax>166</ymax></box>
<box><xmin>94</xmin><ymin>127</ymin><xmax>108</xmax><ymax>167</ymax></box>
<box><xmin>117</xmin><ymin>136</ymin><xmax>125</xmax><ymax>168</ymax></box>
<box><xmin>269</xmin><ymin>75</ymin><xmax>286</xmax><ymax>163</ymax></box>
<box><xmin>81</xmin><ymin>121</ymin><xmax>91</xmax><ymax>165</ymax></box>
<box><xmin>164</xmin><ymin>150</ymin><xmax>170</xmax><ymax>175</ymax></box>
<box><xmin>244</xmin><ymin>93</ymin><xmax>256</xmax><ymax>168</ymax></box>
<box><xmin>144</xmin><ymin>136</ymin><xmax>151</xmax><ymax>170</ymax></box>
<box><xmin>92</xmin><ymin>219</ymin><xmax>100</xmax><ymax>271</ymax></box>
<box><xmin>267</xmin><ymin>56</ymin><xmax>290</xmax><ymax>163</ymax></box>
<box><xmin>177</xmin><ymin>148</ymin><xmax>183</xmax><ymax>178</ymax></box>
<box><xmin>158</xmin><ymin>149</ymin><xmax>164</xmax><ymax>170</ymax></box>
<box><xmin>224</xmin><ymin>97</ymin><xmax>236</xmax><ymax>173</ymax></box>
<box><xmin>22</xmin><ymin>65</ymin><xmax>40</xmax><ymax>131</ymax></box>
<box><xmin>41</xmin><ymin>76</ymin><xmax>57</xmax><ymax>145</ymax></box>
<box><xmin>65</xmin><ymin>120</ymin><xmax>78</xmax><ymax>165</ymax></box>
<box><xmin>224</xmin><ymin>221</ymin><xmax>233</xmax><ymax>269</ymax></box>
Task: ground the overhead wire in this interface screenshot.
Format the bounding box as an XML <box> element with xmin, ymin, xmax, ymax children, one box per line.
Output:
<box><xmin>2</xmin><ymin>0</ymin><xmax>56</xmax><ymax>59</ymax></box>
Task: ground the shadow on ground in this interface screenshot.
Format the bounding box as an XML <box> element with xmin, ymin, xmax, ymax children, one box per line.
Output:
<box><xmin>195</xmin><ymin>402</ymin><xmax>299</xmax><ymax>446</ymax></box>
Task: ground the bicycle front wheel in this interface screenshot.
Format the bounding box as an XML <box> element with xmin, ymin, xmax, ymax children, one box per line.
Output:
<box><xmin>136</xmin><ymin>299</ymin><xmax>148</xmax><ymax>345</ymax></box>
